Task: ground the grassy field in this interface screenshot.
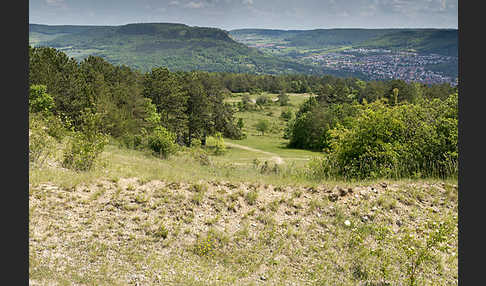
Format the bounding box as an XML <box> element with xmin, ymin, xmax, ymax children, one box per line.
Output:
<box><xmin>29</xmin><ymin>91</ymin><xmax>458</xmax><ymax>285</ymax></box>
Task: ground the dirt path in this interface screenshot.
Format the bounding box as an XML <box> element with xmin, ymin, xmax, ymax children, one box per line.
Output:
<box><xmin>225</xmin><ymin>142</ymin><xmax>284</xmax><ymax>164</ymax></box>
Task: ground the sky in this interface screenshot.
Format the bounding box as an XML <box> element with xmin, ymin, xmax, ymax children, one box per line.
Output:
<box><xmin>29</xmin><ymin>0</ymin><xmax>458</xmax><ymax>30</ymax></box>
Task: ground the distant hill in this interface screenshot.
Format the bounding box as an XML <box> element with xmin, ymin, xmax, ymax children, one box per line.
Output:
<box><xmin>356</xmin><ymin>29</ymin><xmax>458</xmax><ymax>57</ymax></box>
<box><xmin>30</xmin><ymin>23</ymin><xmax>362</xmax><ymax>77</ymax></box>
<box><xmin>29</xmin><ymin>23</ymin><xmax>456</xmax><ymax>81</ymax></box>
<box><xmin>229</xmin><ymin>28</ymin><xmax>457</xmax><ymax>83</ymax></box>
<box><xmin>229</xmin><ymin>28</ymin><xmax>457</xmax><ymax>56</ymax></box>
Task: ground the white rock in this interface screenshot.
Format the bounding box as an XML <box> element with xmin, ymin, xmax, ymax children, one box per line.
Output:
<box><xmin>344</xmin><ymin>220</ymin><xmax>351</xmax><ymax>226</ymax></box>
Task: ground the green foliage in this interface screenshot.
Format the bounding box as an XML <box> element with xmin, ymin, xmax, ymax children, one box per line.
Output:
<box><xmin>147</xmin><ymin>126</ymin><xmax>177</xmax><ymax>159</ymax></box>
<box><xmin>397</xmin><ymin>217</ymin><xmax>456</xmax><ymax>286</ymax></box>
<box><xmin>62</xmin><ymin>111</ymin><xmax>108</xmax><ymax>172</ymax></box>
<box><xmin>212</xmin><ymin>132</ymin><xmax>227</xmax><ymax>155</ymax></box>
<box><xmin>29</xmin><ymin>113</ymin><xmax>57</xmax><ymax>168</ymax></box>
<box><xmin>287</xmin><ymin>97</ymin><xmax>358</xmax><ymax>150</ymax></box>
<box><xmin>30</xmin><ymin>23</ymin><xmax>319</xmax><ymax>75</ymax></box>
<box><xmin>43</xmin><ymin>114</ymin><xmax>69</xmax><ymax>143</ymax></box>
<box><xmin>29</xmin><ymin>85</ymin><xmax>55</xmax><ymax>114</ymax></box>
<box><xmin>320</xmin><ymin>93</ymin><xmax>458</xmax><ymax>179</ymax></box>
<box><xmin>153</xmin><ymin>224</ymin><xmax>169</xmax><ymax>240</ymax></box>
<box><xmin>280</xmin><ymin>108</ymin><xmax>293</xmax><ymax>121</ymax></box>
<box><xmin>254</xmin><ymin>119</ymin><xmax>270</xmax><ymax>135</ymax></box>
<box><xmin>278</xmin><ymin>91</ymin><xmax>290</xmax><ymax>106</ymax></box>
<box><xmin>237</xmin><ymin>118</ymin><xmax>244</xmax><ymax>130</ymax></box>
<box><xmin>245</xmin><ymin>190</ymin><xmax>259</xmax><ymax>205</ymax></box>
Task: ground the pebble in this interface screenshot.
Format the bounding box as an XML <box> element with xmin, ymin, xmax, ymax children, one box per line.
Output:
<box><xmin>344</xmin><ymin>220</ymin><xmax>351</xmax><ymax>226</ymax></box>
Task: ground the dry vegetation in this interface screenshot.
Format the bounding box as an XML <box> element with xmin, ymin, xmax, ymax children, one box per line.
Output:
<box><xmin>29</xmin><ymin>174</ymin><xmax>457</xmax><ymax>285</ymax></box>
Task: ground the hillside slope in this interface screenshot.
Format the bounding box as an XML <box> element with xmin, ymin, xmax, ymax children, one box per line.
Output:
<box><xmin>229</xmin><ymin>28</ymin><xmax>457</xmax><ymax>56</ymax></box>
<box><xmin>29</xmin><ymin>23</ymin><xmax>342</xmax><ymax>75</ymax></box>
<box><xmin>229</xmin><ymin>28</ymin><xmax>458</xmax><ymax>83</ymax></box>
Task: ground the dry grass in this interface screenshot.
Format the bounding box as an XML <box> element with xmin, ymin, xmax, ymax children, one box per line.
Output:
<box><xmin>29</xmin><ymin>175</ymin><xmax>457</xmax><ymax>285</ymax></box>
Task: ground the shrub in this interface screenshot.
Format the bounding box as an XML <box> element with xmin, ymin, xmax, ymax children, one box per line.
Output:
<box><xmin>44</xmin><ymin>114</ymin><xmax>68</xmax><ymax>142</ymax></box>
<box><xmin>62</xmin><ymin>131</ymin><xmax>107</xmax><ymax>171</ymax></box>
<box><xmin>254</xmin><ymin>119</ymin><xmax>270</xmax><ymax>135</ymax></box>
<box><xmin>62</xmin><ymin>111</ymin><xmax>108</xmax><ymax>171</ymax></box>
<box><xmin>397</xmin><ymin>218</ymin><xmax>456</xmax><ymax>286</ymax></box>
<box><xmin>324</xmin><ymin>94</ymin><xmax>458</xmax><ymax>179</ymax></box>
<box><xmin>278</xmin><ymin>91</ymin><xmax>290</xmax><ymax>106</ymax></box>
<box><xmin>29</xmin><ymin>84</ymin><xmax>55</xmax><ymax>114</ymax></box>
<box><xmin>147</xmin><ymin>126</ymin><xmax>177</xmax><ymax>159</ymax></box>
<box><xmin>280</xmin><ymin>109</ymin><xmax>293</xmax><ymax>121</ymax></box>
<box><xmin>212</xmin><ymin>132</ymin><xmax>226</xmax><ymax>155</ymax></box>
<box><xmin>29</xmin><ymin>114</ymin><xmax>56</xmax><ymax>168</ymax></box>
<box><xmin>245</xmin><ymin>190</ymin><xmax>259</xmax><ymax>205</ymax></box>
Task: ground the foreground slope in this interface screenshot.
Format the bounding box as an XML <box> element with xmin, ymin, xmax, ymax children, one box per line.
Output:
<box><xmin>29</xmin><ymin>141</ymin><xmax>457</xmax><ymax>285</ymax></box>
<box><xmin>30</xmin><ymin>176</ymin><xmax>457</xmax><ymax>285</ymax></box>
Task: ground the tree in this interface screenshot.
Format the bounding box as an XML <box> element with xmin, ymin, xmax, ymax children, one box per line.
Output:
<box><xmin>255</xmin><ymin>119</ymin><xmax>270</xmax><ymax>136</ymax></box>
<box><xmin>278</xmin><ymin>90</ymin><xmax>290</xmax><ymax>106</ymax></box>
<box><xmin>143</xmin><ymin>67</ymin><xmax>188</xmax><ymax>140</ymax></box>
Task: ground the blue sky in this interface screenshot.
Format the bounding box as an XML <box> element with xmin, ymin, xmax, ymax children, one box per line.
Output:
<box><xmin>29</xmin><ymin>0</ymin><xmax>458</xmax><ymax>30</ymax></box>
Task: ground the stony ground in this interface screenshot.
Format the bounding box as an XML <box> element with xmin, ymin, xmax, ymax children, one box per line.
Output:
<box><xmin>29</xmin><ymin>178</ymin><xmax>458</xmax><ymax>286</ymax></box>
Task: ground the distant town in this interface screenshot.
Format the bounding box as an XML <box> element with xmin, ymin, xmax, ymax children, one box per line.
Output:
<box><xmin>303</xmin><ymin>48</ymin><xmax>457</xmax><ymax>85</ymax></box>
<box><xmin>247</xmin><ymin>41</ymin><xmax>458</xmax><ymax>85</ymax></box>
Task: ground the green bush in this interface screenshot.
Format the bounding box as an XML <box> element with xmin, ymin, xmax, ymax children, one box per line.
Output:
<box><xmin>213</xmin><ymin>132</ymin><xmax>227</xmax><ymax>155</ymax></box>
<box><xmin>62</xmin><ymin>111</ymin><xmax>108</xmax><ymax>171</ymax></box>
<box><xmin>44</xmin><ymin>114</ymin><xmax>68</xmax><ymax>142</ymax></box>
<box><xmin>147</xmin><ymin>126</ymin><xmax>177</xmax><ymax>159</ymax></box>
<box><xmin>278</xmin><ymin>91</ymin><xmax>290</xmax><ymax>106</ymax></box>
<box><xmin>254</xmin><ymin>119</ymin><xmax>270</xmax><ymax>136</ymax></box>
<box><xmin>323</xmin><ymin>94</ymin><xmax>458</xmax><ymax>179</ymax></box>
<box><xmin>29</xmin><ymin>114</ymin><xmax>57</xmax><ymax>168</ymax></box>
<box><xmin>62</xmin><ymin>131</ymin><xmax>108</xmax><ymax>171</ymax></box>
<box><xmin>280</xmin><ymin>108</ymin><xmax>293</xmax><ymax>121</ymax></box>
<box><xmin>29</xmin><ymin>84</ymin><xmax>55</xmax><ymax>114</ymax></box>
